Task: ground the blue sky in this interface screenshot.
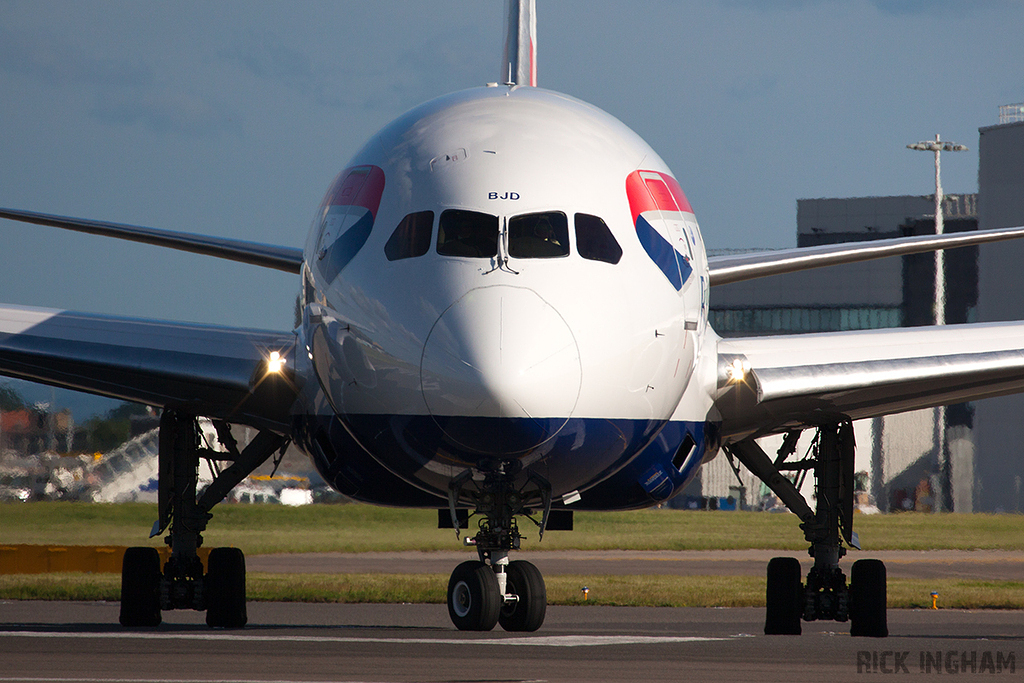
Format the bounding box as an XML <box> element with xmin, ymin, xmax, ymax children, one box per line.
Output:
<box><xmin>1</xmin><ymin>0</ymin><xmax>1022</xmax><ymax>414</ymax></box>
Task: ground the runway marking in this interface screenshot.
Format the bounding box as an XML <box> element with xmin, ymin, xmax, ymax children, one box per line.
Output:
<box><xmin>0</xmin><ymin>630</ymin><xmax>728</xmax><ymax>648</ymax></box>
<box><xmin>0</xmin><ymin>680</ymin><xmax>400</xmax><ymax>683</ymax></box>
<box><xmin>0</xmin><ymin>679</ymin><xmax>451</xmax><ymax>683</ymax></box>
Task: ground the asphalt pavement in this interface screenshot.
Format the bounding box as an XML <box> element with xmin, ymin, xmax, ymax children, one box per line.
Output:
<box><xmin>0</xmin><ymin>601</ymin><xmax>1021</xmax><ymax>682</ymax></box>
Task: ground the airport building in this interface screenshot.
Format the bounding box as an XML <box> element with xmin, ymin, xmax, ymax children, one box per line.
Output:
<box><xmin>695</xmin><ymin>103</ymin><xmax>1024</xmax><ymax>513</ymax></box>
<box><xmin>974</xmin><ymin>112</ymin><xmax>1024</xmax><ymax>513</ymax></box>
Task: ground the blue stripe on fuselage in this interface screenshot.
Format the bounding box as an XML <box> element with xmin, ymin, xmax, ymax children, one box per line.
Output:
<box><xmin>635</xmin><ymin>215</ymin><xmax>692</xmax><ymax>291</ymax></box>
<box><xmin>294</xmin><ymin>411</ymin><xmax>715</xmax><ymax>511</ymax></box>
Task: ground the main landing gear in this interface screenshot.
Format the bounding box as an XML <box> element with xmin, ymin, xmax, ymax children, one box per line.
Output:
<box><xmin>119</xmin><ymin>410</ymin><xmax>288</xmax><ymax>628</ymax></box>
<box><xmin>442</xmin><ymin>466</ymin><xmax>555</xmax><ymax>632</ymax></box>
<box><xmin>726</xmin><ymin>421</ymin><xmax>888</xmax><ymax>638</ymax></box>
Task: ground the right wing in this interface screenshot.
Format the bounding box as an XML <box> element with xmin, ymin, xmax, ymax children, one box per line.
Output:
<box><xmin>0</xmin><ymin>304</ymin><xmax>299</xmax><ymax>432</ymax></box>
<box><xmin>716</xmin><ymin>321</ymin><xmax>1024</xmax><ymax>442</ymax></box>
<box><xmin>707</xmin><ymin>225</ymin><xmax>1024</xmax><ymax>286</ymax></box>
<box><xmin>0</xmin><ymin>207</ymin><xmax>304</xmax><ymax>274</ymax></box>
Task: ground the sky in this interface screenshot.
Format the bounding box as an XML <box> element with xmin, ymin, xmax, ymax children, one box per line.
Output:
<box><xmin>1</xmin><ymin>0</ymin><xmax>1023</xmax><ymax>414</ymax></box>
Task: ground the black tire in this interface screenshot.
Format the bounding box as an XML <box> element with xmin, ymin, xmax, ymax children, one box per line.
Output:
<box><xmin>447</xmin><ymin>560</ymin><xmax>501</xmax><ymax>631</ymax></box>
<box><xmin>119</xmin><ymin>547</ymin><xmax>162</xmax><ymax>627</ymax></box>
<box><xmin>764</xmin><ymin>556</ymin><xmax>802</xmax><ymax>635</ymax></box>
<box><xmin>206</xmin><ymin>547</ymin><xmax>247</xmax><ymax>628</ymax></box>
<box><xmin>850</xmin><ymin>559</ymin><xmax>887</xmax><ymax>638</ymax></box>
<box><xmin>498</xmin><ymin>560</ymin><xmax>547</xmax><ymax>632</ymax></box>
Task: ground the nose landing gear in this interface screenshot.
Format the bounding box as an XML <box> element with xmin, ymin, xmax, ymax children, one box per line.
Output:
<box><xmin>444</xmin><ymin>467</ymin><xmax>549</xmax><ymax>632</ymax></box>
<box><xmin>446</xmin><ymin>552</ymin><xmax>547</xmax><ymax>632</ymax></box>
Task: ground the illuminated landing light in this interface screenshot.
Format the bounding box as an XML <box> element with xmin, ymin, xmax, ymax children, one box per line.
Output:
<box><xmin>727</xmin><ymin>358</ymin><xmax>749</xmax><ymax>383</ymax></box>
<box><xmin>267</xmin><ymin>351</ymin><xmax>285</xmax><ymax>374</ymax></box>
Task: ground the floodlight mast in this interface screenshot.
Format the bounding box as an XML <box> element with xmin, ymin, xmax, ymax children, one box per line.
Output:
<box><xmin>906</xmin><ymin>133</ymin><xmax>968</xmax><ymax>514</ymax></box>
<box><xmin>906</xmin><ymin>133</ymin><xmax>968</xmax><ymax>326</ymax></box>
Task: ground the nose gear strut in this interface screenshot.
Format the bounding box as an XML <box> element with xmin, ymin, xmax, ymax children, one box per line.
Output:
<box><xmin>444</xmin><ymin>463</ymin><xmax>549</xmax><ymax>632</ymax></box>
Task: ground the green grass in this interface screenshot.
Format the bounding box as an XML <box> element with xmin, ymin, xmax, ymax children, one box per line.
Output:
<box><xmin>3</xmin><ymin>502</ymin><xmax>1024</xmax><ymax>552</ymax></box>
<box><xmin>3</xmin><ymin>503</ymin><xmax>1024</xmax><ymax>609</ymax></box>
<box><xmin>3</xmin><ymin>573</ymin><xmax>1023</xmax><ymax>610</ymax></box>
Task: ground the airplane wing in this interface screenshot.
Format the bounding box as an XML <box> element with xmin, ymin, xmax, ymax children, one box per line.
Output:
<box><xmin>0</xmin><ymin>304</ymin><xmax>298</xmax><ymax>432</ymax></box>
<box><xmin>0</xmin><ymin>208</ymin><xmax>304</xmax><ymax>274</ymax></box>
<box><xmin>707</xmin><ymin>224</ymin><xmax>1024</xmax><ymax>286</ymax></box>
<box><xmin>716</xmin><ymin>321</ymin><xmax>1024</xmax><ymax>442</ymax></box>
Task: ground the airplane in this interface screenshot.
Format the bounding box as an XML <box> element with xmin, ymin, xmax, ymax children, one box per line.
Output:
<box><xmin>4</xmin><ymin>0</ymin><xmax>1024</xmax><ymax>637</ymax></box>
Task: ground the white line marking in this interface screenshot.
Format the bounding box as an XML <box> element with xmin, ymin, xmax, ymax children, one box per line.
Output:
<box><xmin>0</xmin><ymin>679</ymin><xmax>364</xmax><ymax>683</ymax></box>
<box><xmin>0</xmin><ymin>631</ymin><xmax>728</xmax><ymax>648</ymax></box>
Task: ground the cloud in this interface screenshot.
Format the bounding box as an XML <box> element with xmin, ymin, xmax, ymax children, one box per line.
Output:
<box><xmin>91</xmin><ymin>89</ymin><xmax>240</xmax><ymax>138</ymax></box>
<box><xmin>0</xmin><ymin>26</ymin><xmax>238</xmax><ymax>139</ymax></box>
<box><xmin>218</xmin><ymin>32</ymin><xmax>316</xmax><ymax>96</ymax></box>
<box><xmin>0</xmin><ymin>26</ymin><xmax>150</xmax><ymax>88</ymax></box>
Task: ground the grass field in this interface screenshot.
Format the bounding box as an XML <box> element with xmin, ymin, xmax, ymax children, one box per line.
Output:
<box><xmin>2</xmin><ymin>502</ymin><xmax>1024</xmax><ymax>608</ymax></box>
<box><xmin>3</xmin><ymin>502</ymin><xmax>1024</xmax><ymax>553</ymax></box>
<box><xmin>2</xmin><ymin>572</ymin><xmax>1022</xmax><ymax>610</ymax></box>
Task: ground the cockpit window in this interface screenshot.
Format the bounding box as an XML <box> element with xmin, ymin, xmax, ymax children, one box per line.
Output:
<box><xmin>385</xmin><ymin>211</ymin><xmax>434</xmax><ymax>261</ymax></box>
<box><xmin>574</xmin><ymin>213</ymin><xmax>622</xmax><ymax>264</ymax></box>
<box><xmin>508</xmin><ymin>212</ymin><xmax>569</xmax><ymax>258</ymax></box>
<box><xmin>437</xmin><ymin>210</ymin><xmax>498</xmax><ymax>257</ymax></box>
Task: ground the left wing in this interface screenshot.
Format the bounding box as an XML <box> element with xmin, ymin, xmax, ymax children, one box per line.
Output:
<box><xmin>0</xmin><ymin>304</ymin><xmax>299</xmax><ymax>432</ymax></box>
<box><xmin>0</xmin><ymin>208</ymin><xmax>304</xmax><ymax>274</ymax></box>
<box><xmin>716</xmin><ymin>321</ymin><xmax>1024</xmax><ymax>442</ymax></box>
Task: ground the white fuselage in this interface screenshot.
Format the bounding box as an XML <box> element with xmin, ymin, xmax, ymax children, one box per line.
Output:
<box><xmin>294</xmin><ymin>85</ymin><xmax>716</xmax><ymax>509</ymax></box>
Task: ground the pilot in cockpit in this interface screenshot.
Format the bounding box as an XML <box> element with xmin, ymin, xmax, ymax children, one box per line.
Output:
<box><xmin>512</xmin><ymin>215</ymin><xmax>566</xmax><ymax>258</ymax></box>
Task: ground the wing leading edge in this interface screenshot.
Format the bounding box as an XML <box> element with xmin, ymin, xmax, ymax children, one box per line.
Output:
<box><xmin>716</xmin><ymin>322</ymin><xmax>1024</xmax><ymax>442</ymax></box>
<box><xmin>0</xmin><ymin>304</ymin><xmax>299</xmax><ymax>432</ymax></box>
<box><xmin>707</xmin><ymin>224</ymin><xmax>1024</xmax><ymax>286</ymax></box>
<box><xmin>0</xmin><ymin>208</ymin><xmax>304</xmax><ymax>274</ymax></box>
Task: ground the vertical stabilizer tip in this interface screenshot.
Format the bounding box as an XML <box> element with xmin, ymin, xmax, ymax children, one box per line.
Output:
<box><xmin>502</xmin><ymin>0</ymin><xmax>537</xmax><ymax>87</ymax></box>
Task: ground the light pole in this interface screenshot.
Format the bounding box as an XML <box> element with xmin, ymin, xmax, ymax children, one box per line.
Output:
<box><xmin>906</xmin><ymin>134</ymin><xmax>968</xmax><ymax>325</ymax></box>
<box><xmin>906</xmin><ymin>134</ymin><xmax>968</xmax><ymax>513</ymax></box>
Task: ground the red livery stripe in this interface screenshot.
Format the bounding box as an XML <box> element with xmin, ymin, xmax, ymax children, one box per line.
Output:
<box><xmin>625</xmin><ymin>170</ymin><xmax>693</xmax><ymax>226</ymax></box>
<box><xmin>321</xmin><ymin>165</ymin><xmax>386</xmax><ymax>218</ymax></box>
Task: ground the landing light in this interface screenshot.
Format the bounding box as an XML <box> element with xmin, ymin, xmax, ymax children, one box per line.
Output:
<box><xmin>727</xmin><ymin>358</ymin><xmax>749</xmax><ymax>383</ymax></box>
<box><xmin>267</xmin><ymin>351</ymin><xmax>285</xmax><ymax>374</ymax></box>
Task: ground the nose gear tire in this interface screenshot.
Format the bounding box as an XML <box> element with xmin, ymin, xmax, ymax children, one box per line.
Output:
<box><xmin>447</xmin><ymin>560</ymin><xmax>501</xmax><ymax>631</ymax></box>
<box><xmin>498</xmin><ymin>560</ymin><xmax>546</xmax><ymax>632</ymax></box>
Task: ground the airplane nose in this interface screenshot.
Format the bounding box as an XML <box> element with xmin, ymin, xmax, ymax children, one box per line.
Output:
<box><xmin>421</xmin><ymin>285</ymin><xmax>581</xmax><ymax>456</ymax></box>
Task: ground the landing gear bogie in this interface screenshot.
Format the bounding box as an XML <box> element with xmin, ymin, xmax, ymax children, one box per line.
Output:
<box><xmin>119</xmin><ymin>410</ymin><xmax>286</xmax><ymax>629</ymax></box>
<box><xmin>729</xmin><ymin>422</ymin><xmax>889</xmax><ymax>638</ymax></box>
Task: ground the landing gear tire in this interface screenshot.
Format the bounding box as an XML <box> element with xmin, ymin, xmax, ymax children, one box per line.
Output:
<box><xmin>119</xmin><ymin>547</ymin><xmax>162</xmax><ymax>627</ymax></box>
<box><xmin>498</xmin><ymin>560</ymin><xmax>546</xmax><ymax>632</ymax></box>
<box><xmin>447</xmin><ymin>560</ymin><xmax>501</xmax><ymax>632</ymax></box>
<box><xmin>206</xmin><ymin>547</ymin><xmax>247</xmax><ymax>628</ymax></box>
<box><xmin>849</xmin><ymin>559</ymin><xmax>887</xmax><ymax>638</ymax></box>
<box><xmin>764</xmin><ymin>556</ymin><xmax>802</xmax><ymax>635</ymax></box>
